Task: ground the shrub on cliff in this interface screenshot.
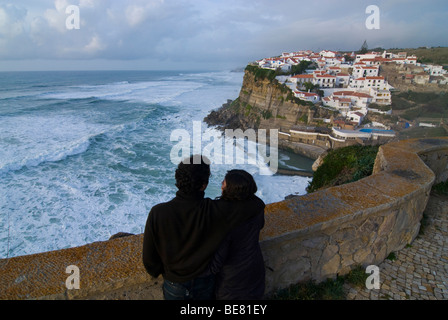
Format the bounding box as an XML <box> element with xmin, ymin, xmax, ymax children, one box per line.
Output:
<box><xmin>245</xmin><ymin>65</ymin><xmax>277</xmax><ymax>82</ymax></box>
<box><xmin>307</xmin><ymin>145</ymin><xmax>379</xmax><ymax>193</ymax></box>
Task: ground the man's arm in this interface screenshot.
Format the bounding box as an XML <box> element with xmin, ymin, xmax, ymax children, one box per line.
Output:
<box><xmin>215</xmin><ymin>196</ymin><xmax>266</xmax><ymax>229</ymax></box>
<box><xmin>208</xmin><ymin>235</ymin><xmax>231</xmax><ymax>275</ymax></box>
<box><xmin>142</xmin><ymin>211</ymin><xmax>164</xmax><ymax>278</ymax></box>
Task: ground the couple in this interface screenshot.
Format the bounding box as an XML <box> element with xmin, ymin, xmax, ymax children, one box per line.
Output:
<box><xmin>142</xmin><ymin>154</ymin><xmax>266</xmax><ymax>300</ymax></box>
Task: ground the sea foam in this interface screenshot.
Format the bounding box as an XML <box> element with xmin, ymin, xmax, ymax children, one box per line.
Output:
<box><xmin>0</xmin><ymin>70</ymin><xmax>312</xmax><ymax>258</ymax></box>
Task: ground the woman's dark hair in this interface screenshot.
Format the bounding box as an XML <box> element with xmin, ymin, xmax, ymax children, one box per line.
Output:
<box><xmin>221</xmin><ymin>169</ymin><xmax>257</xmax><ymax>201</ymax></box>
<box><xmin>175</xmin><ymin>155</ymin><xmax>211</xmax><ymax>194</ymax></box>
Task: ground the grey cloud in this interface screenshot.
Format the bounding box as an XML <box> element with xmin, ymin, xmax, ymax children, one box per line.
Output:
<box><xmin>0</xmin><ymin>0</ymin><xmax>446</xmax><ymax>70</ymax></box>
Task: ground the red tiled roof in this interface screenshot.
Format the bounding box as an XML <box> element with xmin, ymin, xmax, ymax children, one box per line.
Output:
<box><xmin>295</xmin><ymin>91</ymin><xmax>319</xmax><ymax>97</ymax></box>
<box><xmin>291</xmin><ymin>74</ymin><xmax>314</xmax><ymax>78</ymax></box>
<box><xmin>353</xmin><ymin>76</ymin><xmax>384</xmax><ymax>80</ymax></box>
<box><xmin>333</xmin><ymin>91</ymin><xmax>372</xmax><ymax>98</ymax></box>
<box><xmin>333</xmin><ymin>90</ymin><xmax>355</xmax><ymax>96</ymax></box>
<box><xmin>335</xmin><ymin>98</ymin><xmax>352</xmax><ymax>103</ymax></box>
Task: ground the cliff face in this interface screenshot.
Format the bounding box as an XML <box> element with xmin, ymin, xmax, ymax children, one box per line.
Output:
<box><xmin>204</xmin><ymin>67</ymin><xmax>332</xmax><ymax>131</ymax></box>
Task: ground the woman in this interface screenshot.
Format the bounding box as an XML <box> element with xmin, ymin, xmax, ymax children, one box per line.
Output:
<box><xmin>209</xmin><ymin>169</ymin><xmax>266</xmax><ymax>300</ymax></box>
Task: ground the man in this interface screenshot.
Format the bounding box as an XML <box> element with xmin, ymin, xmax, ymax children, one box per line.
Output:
<box><xmin>142</xmin><ymin>154</ymin><xmax>265</xmax><ymax>300</ymax></box>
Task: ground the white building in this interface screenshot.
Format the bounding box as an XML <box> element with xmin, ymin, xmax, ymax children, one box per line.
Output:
<box><xmin>315</xmin><ymin>74</ymin><xmax>336</xmax><ymax>88</ymax></box>
<box><xmin>352</xmin><ymin>65</ymin><xmax>379</xmax><ymax>78</ymax></box>
<box><xmin>323</xmin><ymin>96</ymin><xmax>352</xmax><ymax>116</ymax></box>
<box><xmin>332</xmin><ymin>90</ymin><xmax>373</xmax><ymax>111</ymax></box>
<box><xmin>424</xmin><ymin>64</ymin><xmax>447</xmax><ymax>76</ymax></box>
<box><xmin>332</xmin><ymin>127</ymin><xmax>395</xmax><ymax>141</ymax></box>
<box><xmin>294</xmin><ymin>90</ymin><xmax>320</xmax><ymax>103</ymax></box>
<box><xmin>349</xmin><ymin>76</ymin><xmax>389</xmax><ymax>90</ymax></box>
<box><xmin>320</xmin><ymin>50</ymin><xmax>338</xmax><ymax>58</ymax></box>
<box><xmin>290</xmin><ymin>72</ymin><xmax>336</xmax><ymax>88</ymax></box>
<box><xmin>326</xmin><ymin>66</ymin><xmax>342</xmax><ymax>75</ymax></box>
<box><xmin>335</xmin><ymin>73</ymin><xmax>351</xmax><ymax>87</ymax></box>
<box><xmin>367</xmin><ymin>87</ymin><xmax>392</xmax><ymax>105</ymax></box>
<box><xmin>391</xmin><ymin>55</ymin><xmax>417</xmax><ymax>65</ymax></box>
<box><xmin>290</xmin><ymin>73</ymin><xmax>314</xmax><ymax>84</ymax></box>
<box><xmin>354</xmin><ymin>52</ymin><xmax>380</xmax><ymax>63</ymax></box>
<box><xmin>347</xmin><ymin>111</ymin><xmax>365</xmax><ymax>126</ymax></box>
<box><xmin>405</xmin><ymin>56</ymin><xmax>417</xmax><ymax>65</ymax></box>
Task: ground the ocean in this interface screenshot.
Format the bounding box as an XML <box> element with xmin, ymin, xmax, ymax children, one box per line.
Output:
<box><xmin>0</xmin><ymin>70</ymin><xmax>314</xmax><ymax>258</ymax></box>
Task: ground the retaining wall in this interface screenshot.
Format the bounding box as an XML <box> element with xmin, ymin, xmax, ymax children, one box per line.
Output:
<box><xmin>1</xmin><ymin>137</ymin><xmax>447</xmax><ymax>299</ymax></box>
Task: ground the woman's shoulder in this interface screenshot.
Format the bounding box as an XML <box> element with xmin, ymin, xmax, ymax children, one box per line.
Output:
<box><xmin>246</xmin><ymin>195</ymin><xmax>265</xmax><ymax>210</ymax></box>
<box><xmin>212</xmin><ymin>195</ymin><xmax>265</xmax><ymax>210</ymax></box>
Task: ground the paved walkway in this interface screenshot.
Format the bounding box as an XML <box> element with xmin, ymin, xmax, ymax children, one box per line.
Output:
<box><xmin>344</xmin><ymin>192</ymin><xmax>448</xmax><ymax>300</ymax></box>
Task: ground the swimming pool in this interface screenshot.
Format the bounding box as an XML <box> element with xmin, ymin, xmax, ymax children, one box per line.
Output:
<box><xmin>359</xmin><ymin>128</ymin><xmax>395</xmax><ymax>134</ymax></box>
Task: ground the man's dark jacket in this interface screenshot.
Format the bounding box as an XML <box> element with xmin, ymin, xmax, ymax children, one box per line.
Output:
<box><xmin>142</xmin><ymin>190</ymin><xmax>265</xmax><ymax>283</ymax></box>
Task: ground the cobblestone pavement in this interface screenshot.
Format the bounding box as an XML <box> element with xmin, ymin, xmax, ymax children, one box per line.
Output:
<box><xmin>344</xmin><ymin>193</ymin><xmax>448</xmax><ymax>300</ymax></box>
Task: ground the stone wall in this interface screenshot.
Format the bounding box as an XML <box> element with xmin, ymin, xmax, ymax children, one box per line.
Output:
<box><xmin>1</xmin><ymin>137</ymin><xmax>447</xmax><ymax>300</ymax></box>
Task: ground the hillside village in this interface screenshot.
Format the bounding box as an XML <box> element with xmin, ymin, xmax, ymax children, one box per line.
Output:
<box><xmin>253</xmin><ymin>49</ymin><xmax>448</xmax><ymax>144</ymax></box>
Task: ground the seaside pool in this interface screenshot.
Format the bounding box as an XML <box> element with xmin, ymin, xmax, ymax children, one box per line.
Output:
<box><xmin>359</xmin><ymin>128</ymin><xmax>395</xmax><ymax>134</ymax></box>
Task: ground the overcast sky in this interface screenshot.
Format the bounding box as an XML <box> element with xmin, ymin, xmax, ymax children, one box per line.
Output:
<box><xmin>0</xmin><ymin>0</ymin><xmax>447</xmax><ymax>71</ymax></box>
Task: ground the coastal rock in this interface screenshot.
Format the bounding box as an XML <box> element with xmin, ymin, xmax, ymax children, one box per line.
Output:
<box><xmin>109</xmin><ymin>232</ymin><xmax>134</xmax><ymax>240</ymax></box>
<box><xmin>204</xmin><ymin>67</ymin><xmax>333</xmax><ymax>133</ymax></box>
<box><xmin>312</xmin><ymin>152</ymin><xmax>328</xmax><ymax>171</ymax></box>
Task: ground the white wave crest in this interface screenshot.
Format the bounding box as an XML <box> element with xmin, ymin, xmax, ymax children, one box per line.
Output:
<box><xmin>40</xmin><ymin>80</ymin><xmax>205</xmax><ymax>105</ymax></box>
<box><xmin>0</xmin><ymin>115</ymin><xmax>112</xmax><ymax>174</ymax></box>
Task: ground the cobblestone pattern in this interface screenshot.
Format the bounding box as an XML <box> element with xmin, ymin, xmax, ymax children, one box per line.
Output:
<box><xmin>344</xmin><ymin>193</ymin><xmax>448</xmax><ymax>300</ymax></box>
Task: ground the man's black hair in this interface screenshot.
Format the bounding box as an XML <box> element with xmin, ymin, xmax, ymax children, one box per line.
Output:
<box><xmin>175</xmin><ymin>155</ymin><xmax>211</xmax><ymax>194</ymax></box>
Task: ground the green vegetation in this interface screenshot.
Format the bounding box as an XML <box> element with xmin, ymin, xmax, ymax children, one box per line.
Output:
<box><xmin>290</xmin><ymin>60</ymin><xmax>313</xmax><ymax>75</ymax></box>
<box><xmin>244</xmin><ymin>103</ymin><xmax>253</xmax><ymax>116</ymax></box>
<box><xmin>368</xmin><ymin>103</ymin><xmax>391</xmax><ymax>112</ymax></box>
<box><xmin>398</xmin><ymin>126</ymin><xmax>447</xmax><ymax>140</ymax></box>
<box><xmin>261</xmin><ymin>109</ymin><xmax>273</xmax><ymax>120</ymax></box>
<box><xmin>390</xmin><ymin>91</ymin><xmax>448</xmax><ymax>129</ymax></box>
<box><xmin>284</xmin><ymin>90</ymin><xmax>315</xmax><ymax>107</ymax></box>
<box><xmin>229</xmin><ymin>97</ymin><xmax>242</xmax><ymax>113</ymax></box>
<box><xmin>270</xmin><ymin>265</ymin><xmax>368</xmax><ymax>300</ymax></box>
<box><xmin>307</xmin><ymin>145</ymin><xmax>380</xmax><ymax>193</ymax></box>
<box><xmin>386</xmin><ymin>252</ymin><xmax>397</xmax><ymax>261</ymax></box>
<box><xmin>246</xmin><ymin>61</ymin><xmax>313</xmax><ymax>82</ymax></box>
<box><xmin>245</xmin><ymin>65</ymin><xmax>277</xmax><ymax>82</ymax></box>
<box><xmin>392</xmin><ymin>91</ymin><xmax>448</xmax><ymax>121</ymax></box>
<box><xmin>298</xmin><ymin>114</ymin><xmax>308</xmax><ymax>123</ymax></box>
<box><xmin>271</xmin><ymin>277</ymin><xmax>346</xmax><ymax>300</ymax></box>
<box><xmin>359</xmin><ymin>40</ymin><xmax>369</xmax><ymax>54</ymax></box>
<box><xmin>388</xmin><ymin>46</ymin><xmax>448</xmax><ymax>66</ymax></box>
<box><xmin>432</xmin><ymin>180</ymin><xmax>448</xmax><ymax>195</ymax></box>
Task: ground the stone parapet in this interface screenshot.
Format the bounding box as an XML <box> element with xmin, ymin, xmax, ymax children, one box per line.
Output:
<box><xmin>1</xmin><ymin>137</ymin><xmax>447</xmax><ymax>299</ymax></box>
<box><xmin>0</xmin><ymin>233</ymin><xmax>163</xmax><ymax>300</ymax></box>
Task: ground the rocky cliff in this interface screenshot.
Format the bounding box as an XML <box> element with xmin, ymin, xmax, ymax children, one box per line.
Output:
<box><xmin>204</xmin><ymin>66</ymin><xmax>333</xmax><ymax>132</ymax></box>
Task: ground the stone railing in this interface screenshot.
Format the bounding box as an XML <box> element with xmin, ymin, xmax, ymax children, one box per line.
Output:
<box><xmin>1</xmin><ymin>137</ymin><xmax>447</xmax><ymax>299</ymax></box>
